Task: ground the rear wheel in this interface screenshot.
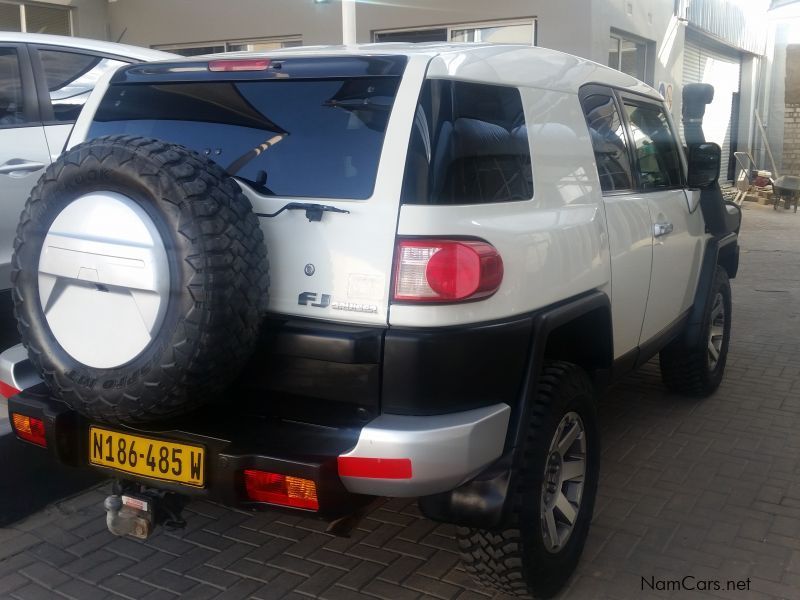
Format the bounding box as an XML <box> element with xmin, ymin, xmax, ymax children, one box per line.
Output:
<box><xmin>660</xmin><ymin>266</ymin><xmax>731</xmax><ymax>397</ymax></box>
<box><xmin>12</xmin><ymin>135</ymin><xmax>269</xmax><ymax>424</ymax></box>
<box><xmin>457</xmin><ymin>362</ymin><xmax>599</xmax><ymax>599</ymax></box>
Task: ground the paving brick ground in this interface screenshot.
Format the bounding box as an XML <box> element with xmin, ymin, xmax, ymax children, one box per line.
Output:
<box><xmin>1</xmin><ymin>202</ymin><xmax>799</xmax><ymax>600</ymax></box>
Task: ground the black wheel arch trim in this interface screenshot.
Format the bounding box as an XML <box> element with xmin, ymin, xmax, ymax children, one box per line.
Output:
<box><xmin>418</xmin><ymin>290</ymin><xmax>612</xmax><ymax>529</ymax></box>
<box><xmin>685</xmin><ymin>233</ymin><xmax>736</xmax><ymax>348</ymax></box>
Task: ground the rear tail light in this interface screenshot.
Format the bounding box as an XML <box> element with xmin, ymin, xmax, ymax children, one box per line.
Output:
<box><xmin>208</xmin><ymin>58</ymin><xmax>271</xmax><ymax>72</ymax></box>
<box><xmin>337</xmin><ymin>456</ymin><xmax>413</xmax><ymax>479</ymax></box>
<box><xmin>11</xmin><ymin>414</ymin><xmax>47</xmax><ymax>447</ymax></box>
<box><xmin>393</xmin><ymin>239</ymin><xmax>503</xmax><ymax>303</ymax></box>
<box><xmin>243</xmin><ymin>470</ymin><xmax>319</xmax><ymax>510</ymax></box>
<box><xmin>0</xmin><ymin>380</ymin><xmax>19</xmax><ymax>399</ymax></box>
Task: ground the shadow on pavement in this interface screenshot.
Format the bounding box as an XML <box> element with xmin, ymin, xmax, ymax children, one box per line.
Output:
<box><xmin>0</xmin><ymin>431</ymin><xmax>103</xmax><ymax>527</ymax></box>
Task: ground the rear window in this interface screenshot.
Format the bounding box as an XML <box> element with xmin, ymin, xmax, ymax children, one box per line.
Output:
<box><xmin>401</xmin><ymin>80</ymin><xmax>532</xmax><ymax>205</ymax></box>
<box><xmin>88</xmin><ymin>77</ymin><xmax>401</xmax><ymax>199</ymax></box>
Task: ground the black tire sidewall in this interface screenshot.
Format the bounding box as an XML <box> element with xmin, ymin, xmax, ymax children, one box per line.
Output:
<box><xmin>517</xmin><ymin>367</ymin><xmax>600</xmax><ymax>595</ymax></box>
<box><xmin>703</xmin><ymin>268</ymin><xmax>732</xmax><ymax>384</ymax></box>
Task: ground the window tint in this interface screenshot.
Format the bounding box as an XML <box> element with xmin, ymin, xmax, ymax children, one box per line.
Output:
<box><xmin>39</xmin><ymin>50</ymin><xmax>126</xmax><ymax>122</ymax></box>
<box><xmin>401</xmin><ymin>80</ymin><xmax>532</xmax><ymax>205</ymax></box>
<box><xmin>582</xmin><ymin>93</ymin><xmax>634</xmax><ymax>192</ymax></box>
<box><xmin>623</xmin><ymin>102</ymin><xmax>682</xmax><ymax>189</ymax></box>
<box><xmin>89</xmin><ymin>77</ymin><xmax>401</xmax><ymax>199</ymax></box>
<box><xmin>0</xmin><ymin>48</ymin><xmax>27</xmax><ymax>126</ymax></box>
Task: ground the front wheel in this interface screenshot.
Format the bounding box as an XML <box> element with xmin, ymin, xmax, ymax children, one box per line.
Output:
<box><xmin>660</xmin><ymin>266</ymin><xmax>732</xmax><ymax>397</ymax></box>
<box><xmin>457</xmin><ymin>362</ymin><xmax>600</xmax><ymax>599</ymax></box>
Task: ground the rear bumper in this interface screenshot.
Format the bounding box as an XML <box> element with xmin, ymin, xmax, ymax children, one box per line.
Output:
<box><xmin>340</xmin><ymin>404</ymin><xmax>510</xmax><ymax>496</ymax></box>
<box><xmin>6</xmin><ymin>383</ymin><xmax>510</xmax><ymax>514</ymax></box>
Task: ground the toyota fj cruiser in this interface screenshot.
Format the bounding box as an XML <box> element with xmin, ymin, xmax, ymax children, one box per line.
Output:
<box><xmin>1</xmin><ymin>44</ymin><xmax>740</xmax><ymax>598</ymax></box>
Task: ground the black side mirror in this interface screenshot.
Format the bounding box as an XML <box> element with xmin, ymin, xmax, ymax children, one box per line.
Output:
<box><xmin>687</xmin><ymin>142</ymin><xmax>721</xmax><ymax>188</ymax></box>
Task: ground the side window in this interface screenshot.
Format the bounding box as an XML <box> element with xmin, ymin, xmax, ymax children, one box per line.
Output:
<box><xmin>38</xmin><ymin>50</ymin><xmax>127</xmax><ymax>122</ymax></box>
<box><xmin>623</xmin><ymin>101</ymin><xmax>682</xmax><ymax>190</ymax></box>
<box><xmin>401</xmin><ymin>80</ymin><xmax>533</xmax><ymax>205</ymax></box>
<box><xmin>581</xmin><ymin>93</ymin><xmax>634</xmax><ymax>192</ymax></box>
<box><xmin>0</xmin><ymin>48</ymin><xmax>28</xmax><ymax>127</ymax></box>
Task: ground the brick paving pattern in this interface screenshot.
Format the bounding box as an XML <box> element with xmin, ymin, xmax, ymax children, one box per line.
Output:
<box><xmin>0</xmin><ymin>202</ymin><xmax>799</xmax><ymax>600</ymax></box>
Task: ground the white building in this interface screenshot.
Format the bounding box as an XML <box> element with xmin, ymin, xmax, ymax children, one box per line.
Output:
<box><xmin>0</xmin><ymin>0</ymin><xmax>773</xmax><ymax>180</ymax></box>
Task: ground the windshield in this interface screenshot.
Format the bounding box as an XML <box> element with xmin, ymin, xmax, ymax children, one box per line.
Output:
<box><xmin>88</xmin><ymin>76</ymin><xmax>401</xmax><ymax>199</ymax></box>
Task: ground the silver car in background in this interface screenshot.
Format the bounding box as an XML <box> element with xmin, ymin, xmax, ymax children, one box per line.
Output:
<box><xmin>0</xmin><ymin>32</ymin><xmax>175</xmax><ymax>293</ymax></box>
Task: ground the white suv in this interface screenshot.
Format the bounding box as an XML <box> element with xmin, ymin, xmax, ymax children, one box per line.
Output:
<box><xmin>1</xmin><ymin>44</ymin><xmax>740</xmax><ymax>598</ymax></box>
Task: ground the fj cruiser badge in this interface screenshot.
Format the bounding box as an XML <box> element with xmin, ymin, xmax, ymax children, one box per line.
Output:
<box><xmin>298</xmin><ymin>292</ymin><xmax>330</xmax><ymax>308</ymax></box>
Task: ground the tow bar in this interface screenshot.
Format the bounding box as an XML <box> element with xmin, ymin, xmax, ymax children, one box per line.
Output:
<box><xmin>104</xmin><ymin>481</ymin><xmax>188</xmax><ymax>540</ymax></box>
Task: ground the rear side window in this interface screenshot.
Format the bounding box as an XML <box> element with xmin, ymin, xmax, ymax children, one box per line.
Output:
<box><xmin>401</xmin><ymin>80</ymin><xmax>532</xmax><ymax>205</ymax></box>
<box><xmin>88</xmin><ymin>77</ymin><xmax>401</xmax><ymax>199</ymax></box>
<box><xmin>623</xmin><ymin>101</ymin><xmax>682</xmax><ymax>189</ymax></box>
<box><xmin>581</xmin><ymin>93</ymin><xmax>634</xmax><ymax>192</ymax></box>
<box><xmin>38</xmin><ymin>50</ymin><xmax>127</xmax><ymax>122</ymax></box>
<box><xmin>0</xmin><ymin>48</ymin><xmax>27</xmax><ymax>126</ymax></box>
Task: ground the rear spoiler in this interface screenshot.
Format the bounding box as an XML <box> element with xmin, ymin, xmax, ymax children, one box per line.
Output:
<box><xmin>110</xmin><ymin>55</ymin><xmax>408</xmax><ymax>84</ymax></box>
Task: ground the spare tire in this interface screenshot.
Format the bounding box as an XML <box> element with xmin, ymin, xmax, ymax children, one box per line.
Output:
<box><xmin>12</xmin><ymin>135</ymin><xmax>269</xmax><ymax>424</ymax></box>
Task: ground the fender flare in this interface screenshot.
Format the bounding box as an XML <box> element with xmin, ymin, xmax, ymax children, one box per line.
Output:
<box><xmin>418</xmin><ymin>290</ymin><xmax>612</xmax><ymax>529</ymax></box>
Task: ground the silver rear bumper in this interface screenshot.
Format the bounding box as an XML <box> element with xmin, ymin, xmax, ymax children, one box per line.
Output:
<box><xmin>0</xmin><ymin>344</ymin><xmax>41</xmax><ymax>394</ymax></box>
<box><xmin>339</xmin><ymin>403</ymin><xmax>510</xmax><ymax>497</ymax></box>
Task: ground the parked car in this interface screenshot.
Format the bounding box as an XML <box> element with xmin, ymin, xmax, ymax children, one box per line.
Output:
<box><xmin>0</xmin><ymin>33</ymin><xmax>175</xmax><ymax>295</ymax></box>
<box><xmin>1</xmin><ymin>44</ymin><xmax>740</xmax><ymax>598</ymax></box>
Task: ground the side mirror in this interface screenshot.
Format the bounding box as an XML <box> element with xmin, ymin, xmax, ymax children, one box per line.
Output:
<box><xmin>687</xmin><ymin>142</ymin><xmax>721</xmax><ymax>188</ymax></box>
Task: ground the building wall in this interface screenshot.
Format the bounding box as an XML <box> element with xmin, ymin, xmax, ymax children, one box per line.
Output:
<box><xmin>41</xmin><ymin>0</ymin><xmax>109</xmax><ymax>39</ymax></box>
<box><xmin>783</xmin><ymin>45</ymin><xmax>800</xmax><ymax>176</ymax></box>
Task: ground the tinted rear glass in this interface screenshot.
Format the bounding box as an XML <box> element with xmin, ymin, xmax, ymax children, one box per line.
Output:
<box><xmin>401</xmin><ymin>79</ymin><xmax>532</xmax><ymax>205</ymax></box>
<box><xmin>88</xmin><ymin>77</ymin><xmax>401</xmax><ymax>199</ymax></box>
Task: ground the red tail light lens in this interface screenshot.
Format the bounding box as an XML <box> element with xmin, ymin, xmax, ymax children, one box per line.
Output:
<box><xmin>243</xmin><ymin>470</ymin><xmax>319</xmax><ymax>510</ymax></box>
<box><xmin>208</xmin><ymin>59</ymin><xmax>271</xmax><ymax>72</ymax></box>
<box><xmin>393</xmin><ymin>239</ymin><xmax>503</xmax><ymax>303</ymax></box>
<box><xmin>11</xmin><ymin>413</ymin><xmax>47</xmax><ymax>447</ymax></box>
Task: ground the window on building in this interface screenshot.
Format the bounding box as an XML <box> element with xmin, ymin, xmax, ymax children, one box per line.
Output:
<box><xmin>581</xmin><ymin>93</ymin><xmax>634</xmax><ymax>192</ymax></box>
<box><xmin>39</xmin><ymin>50</ymin><xmax>127</xmax><ymax>122</ymax></box>
<box><xmin>401</xmin><ymin>79</ymin><xmax>532</xmax><ymax>205</ymax></box>
<box><xmin>0</xmin><ymin>48</ymin><xmax>27</xmax><ymax>126</ymax></box>
<box><xmin>156</xmin><ymin>38</ymin><xmax>302</xmax><ymax>57</ymax></box>
<box><xmin>623</xmin><ymin>101</ymin><xmax>682</xmax><ymax>189</ymax></box>
<box><xmin>0</xmin><ymin>3</ymin><xmax>21</xmax><ymax>31</ymax></box>
<box><xmin>609</xmin><ymin>32</ymin><xmax>650</xmax><ymax>82</ymax></box>
<box><xmin>0</xmin><ymin>2</ymin><xmax>71</xmax><ymax>35</ymax></box>
<box><xmin>375</xmin><ymin>19</ymin><xmax>536</xmax><ymax>46</ymax></box>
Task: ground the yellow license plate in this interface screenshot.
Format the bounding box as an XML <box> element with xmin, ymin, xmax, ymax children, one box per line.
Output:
<box><xmin>89</xmin><ymin>427</ymin><xmax>205</xmax><ymax>487</ymax></box>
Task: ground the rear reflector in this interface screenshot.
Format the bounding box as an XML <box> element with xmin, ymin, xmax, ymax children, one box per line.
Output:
<box><xmin>11</xmin><ymin>413</ymin><xmax>46</xmax><ymax>447</ymax></box>
<box><xmin>243</xmin><ymin>470</ymin><xmax>319</xmax><ymax>510</ymax></box>
<box><xmin>208</xmin><ymin>58</ymin><xmax>270</xmax><ymax>72</ymax></box>
<box><xmin>393</xmin><ymin>239</ymin><xmax>503</xmax><ymax>303</ymax></box>
<box><xmin>0</xmin><ymin>380</ymin><xmax>19</xmax><ymax>399</ymax></box>
<box><xmin>337</xmin><ymin>457</ymin><xmax>413</xmax><ymax>479</ymax></box>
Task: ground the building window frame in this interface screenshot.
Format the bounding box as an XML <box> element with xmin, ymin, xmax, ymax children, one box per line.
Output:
<box><xmin>609</xmin><ymin>28</ymin><xmax>655</xmax><ymax>85</ymax></box>
<box><xmin>373</xmin><ymin>17</ymin><xmax>537</xmax><ymax>46</ymax></box>
<box><xmin>0</xmin><ymin>1</ymin><xmax>73</xmax><ymax>35</ymax></box>
<box><xmin>154</xmin><ymin>36</ymin><xmax>302</xmax><ymax>56</ymax></box>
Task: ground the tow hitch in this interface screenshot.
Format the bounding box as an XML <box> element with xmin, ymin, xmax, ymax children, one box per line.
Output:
<box><xmin>104</xmin><ymin>481</ymin><xmax>188</xmax><ymax>540</ymax></box>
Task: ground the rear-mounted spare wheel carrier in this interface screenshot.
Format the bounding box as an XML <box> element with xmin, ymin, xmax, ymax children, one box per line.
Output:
<box><xmin>11</xmin><ymin>135</ymin><xmax>270</xmax><ymax>424</ymax></box>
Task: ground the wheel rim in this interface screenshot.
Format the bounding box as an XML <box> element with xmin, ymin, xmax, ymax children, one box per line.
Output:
<box><xmin>707</xmin><ymin>292</ymin><xmax>726</xmax><ymax>371</ymax></box>
<box><xmin>541</xmin><ymin>411</ymin><xmax>586</xmax><ymax>553</ymax></box>
<box><xmin>38</xmin><ymin>192</ymin><xmax>170</xmax><ymax>369</ymax></box>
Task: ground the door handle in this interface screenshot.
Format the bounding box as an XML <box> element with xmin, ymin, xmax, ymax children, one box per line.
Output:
<box><xmin>654</xmin><ymin>222</ymin><xmax>673</xmax><ymax>237</ymax></box>
<box><xmin>0</xmin><ymin>160</ymin><xmax>46</xmax><ymax>175</ymax></box>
